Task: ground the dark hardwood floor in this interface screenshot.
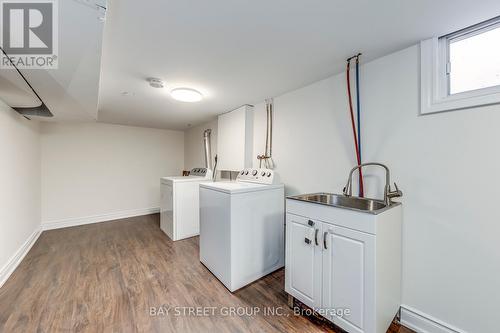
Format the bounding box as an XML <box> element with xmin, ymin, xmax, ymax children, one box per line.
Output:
<box><xmin>0</xmin><ymin>214</ymin><xmax>413</xmax><ymax>333</ymax></box>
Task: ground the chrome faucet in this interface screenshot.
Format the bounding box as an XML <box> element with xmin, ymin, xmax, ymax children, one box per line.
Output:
<box><xmin>343</xmin><ymin>162</ymin><xmax>402</xmax><ymax>206</ymax></box>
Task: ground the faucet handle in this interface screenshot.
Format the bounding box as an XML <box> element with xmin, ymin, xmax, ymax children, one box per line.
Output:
<box><xmin>343</xmin><ymin>185</ymin><xmax>350</xmax><ymax>196</ymax></box>
<box><xmin>392</xmin><ymin>182</ymin><xmax>403</xmax><ymax>196</ymax></box>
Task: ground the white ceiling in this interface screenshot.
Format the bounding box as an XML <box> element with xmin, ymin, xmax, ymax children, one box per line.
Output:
<box><xmin>4</xmin><ymin>1</ymin><xmax>498</xmax><ymax>128</ymax></box>
<box><xmin>98</xmin><ymin>0</ymin><xmax>500</xmax><ymax>130</ymax></box>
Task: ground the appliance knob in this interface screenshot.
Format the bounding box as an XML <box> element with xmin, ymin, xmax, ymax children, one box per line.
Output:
<box><xmin>252</xmin><ymin>170</ymin><xmax>258</xmax><ymax>176</ymax></box>
<box><xmin>261</xmin><ymin>171</ymin><xmax>266</xmax><ymax>176</ymax></box>
<box><xmin>245</xmin><ymin>171</ymin><xmax>249</xmax><ymax>175</ymax></box>
<box><xmin>267</xmin><ymin>172</ymin><xmax>272</xmax><ymax>177</ymax></box>
<box><xmin>240</xmin><ymin>170</ymin><xmax>245</xmax><ymax>175</ymax></box>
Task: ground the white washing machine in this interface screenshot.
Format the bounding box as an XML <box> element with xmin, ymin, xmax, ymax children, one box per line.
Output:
<box><xmin>160</xmin><ymin>168</ymin><xmax>212</xmax><ymax>241</ymax></box>
<box><xmin>199</xmin><ymin>168</ymin><xmax>284</xmax><ymax>292</ymax></box>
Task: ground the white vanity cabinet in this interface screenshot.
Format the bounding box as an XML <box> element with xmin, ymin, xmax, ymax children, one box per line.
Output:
<box><xmin>285</xmin><ymin>198</ymin><xmax>402</xmax><ymax>333</ymax></box>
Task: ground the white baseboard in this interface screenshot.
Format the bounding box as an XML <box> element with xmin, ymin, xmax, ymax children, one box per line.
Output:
<box><xmin>41</xmin><ymin>207</ymin><xmax>160</xmax><ymax>230</ymax></box>
<box><xmin>0</xmin><ymin>227</ymin><xmax>41</xmax><ymax>288</ymax></box>
<box><xmin>400</xmin><ymin>305</ymin><xmax>467</xmax><ymax>333</ymax></box>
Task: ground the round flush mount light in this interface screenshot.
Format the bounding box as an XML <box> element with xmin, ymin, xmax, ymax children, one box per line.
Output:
<box><xmin>170</xmin><ymin>88</ymin><xmax>203</xmax><ymax>102</ymax></box>
<box><xmin>147</xmin><ymin>78</ymin><xmax>164</xmax><ymax>88</ymax></box>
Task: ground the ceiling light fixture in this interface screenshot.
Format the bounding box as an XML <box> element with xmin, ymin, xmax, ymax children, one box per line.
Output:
<box><xmin>147</xmin><ymin>78</ymin><xmax>164</xmax><ymax>88</ymax></box>
<box><xmin>170</xmin><ymin>88</ymin><xmax>203</xmax><ymax>102</ymax></box>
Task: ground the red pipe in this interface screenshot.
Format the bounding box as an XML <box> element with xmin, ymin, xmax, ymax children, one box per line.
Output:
<box><xmin>346</xmin><ymin>59</ymin><xmax>364</xmax><ymax>197</ymax></box>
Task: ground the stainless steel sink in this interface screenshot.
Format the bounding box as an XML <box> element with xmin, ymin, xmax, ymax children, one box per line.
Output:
<box><xmin>287</xmin><ymin>193</ymin><xmax>397</xmax><ymax>214</ymax></box>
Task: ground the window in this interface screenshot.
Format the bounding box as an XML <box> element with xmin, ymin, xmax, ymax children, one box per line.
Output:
<box><xmin>448</xmin><ymin>20</ymin><xmax>500</xmax><ymax>95</ymax></box>
<box><xmin>421</xmin><ymin>17</ymin><xmax>500</xmax><ymax>114</ymax></box>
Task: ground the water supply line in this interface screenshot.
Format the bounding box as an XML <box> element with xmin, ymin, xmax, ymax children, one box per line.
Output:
<box><xmin>212</xmin><ymin>155</ymin><xmax>218</xmax><ymax>181</ymax></box>
<box><xmin>346</xmin><ymin>54</ymin><xmax>364</xmax><ymax>197</ymax></box>
<box><xmin>257</xmin><ymin>99</ymin><xmax>275</xmax><ymax>169</ymax></box>
<box><xmin>356</xmin><ymin>55</ymin><xmax>362</xmax><ymax>165</ymax></box>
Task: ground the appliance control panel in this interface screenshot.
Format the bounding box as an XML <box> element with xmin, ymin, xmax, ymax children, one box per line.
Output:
<box><xmin>190</xmin><ymin>168</ymin><xmax>212</xmax><ymax>178</ymax></box>
<box><xmin>236</xmin><ymin>168</ymin><xmax>279</xmax><ymax>185</ymax></box>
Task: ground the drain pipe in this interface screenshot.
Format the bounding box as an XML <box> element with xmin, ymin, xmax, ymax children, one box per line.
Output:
<box><xmin>203</xmin><ymin>129</ymin><xmax>213</xmax><ymax>170</ymax></box>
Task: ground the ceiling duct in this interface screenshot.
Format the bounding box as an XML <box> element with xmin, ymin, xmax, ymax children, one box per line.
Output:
<box><xmin>0</xmin><ymin>47</ymin><xmax>53</xmax><ymax>118</ymax></box>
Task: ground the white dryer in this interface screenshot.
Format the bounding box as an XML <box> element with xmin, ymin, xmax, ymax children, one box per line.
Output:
<box><xmin>199</xmin><ymin>168</ymin><xmax>284</xmax><ymax>292</ymax></box>
<box><xmin>160</xmin><ymin>168</ymin><xmax>212</xmax><ymax>241</ymax></box>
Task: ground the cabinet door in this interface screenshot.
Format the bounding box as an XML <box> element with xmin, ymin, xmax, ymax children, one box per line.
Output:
<box><xmin>285</xmin><ymin>214</ymin><xmax>322</xmax><ymax>309</ymax></box>
<box><xmin>321</xmin><ymin>224</ymin><xmax>375</xmax><ymax>333</ymax></box>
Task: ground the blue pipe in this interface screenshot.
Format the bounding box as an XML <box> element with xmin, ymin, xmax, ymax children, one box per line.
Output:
<box><xmin>355</xmin><ymin>57</ymin><xmax>361</xmax><ymax>165</ymax></box>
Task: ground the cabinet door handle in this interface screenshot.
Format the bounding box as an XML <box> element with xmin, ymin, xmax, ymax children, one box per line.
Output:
<box><xmin>308</xmin><ymin>219</ymin><xmax>314</xmax><ymax>227</ymax></box>
<box><xmin>304</xmin><ymin>237</ymin><xmax>311</xmax><ymax>245</ymax></box>
<box><xmin>323</xmin><ymin>232</ymin><xmax>328</xmax><ymax>249</ymax></box>
<box><xmin>314</xmin><ymin>229</ymin><xmax>319</xmax><ymax>246</ymax></box>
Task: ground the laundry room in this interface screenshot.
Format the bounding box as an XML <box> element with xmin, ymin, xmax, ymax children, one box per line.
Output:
<box><xmin>1</xmin><ymin>1</ymin><xmax>500</xmax><ymax>333</ymax></box>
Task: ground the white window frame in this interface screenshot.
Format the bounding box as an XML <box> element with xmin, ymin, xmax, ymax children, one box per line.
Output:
<box><xmin>421</xmin><ymin>17</ymin><xmax>500</xmax><ymax>115</ymax></box>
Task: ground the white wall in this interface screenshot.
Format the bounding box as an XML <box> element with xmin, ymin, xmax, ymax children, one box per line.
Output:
<box><xmin>185</xmin><ymin>45</ymin><xmax>498</xmax><ymax>333</ymax></box>
<box><xmin>184</xmin><ymin>119</ymin><xmax>218</xmax><ymax>171</ymax></box>
<box><xmin>0</xmin><ymin>101</ymin><xmax>41</xmax><ymax>285</ymax></box>
<box><xmin>250</xmin><ymin>77</ymin><xmax>355</xmax><ymax>194</ymax></box>
<box><xmin>41</xmin><ymin>122</ymin><xmax>184</xmax><ymax>226</ymax></box>
<box><xmin>360</xmin><ymin>45</ymin><xmax>498</xmax><ymax>333</ymax></box>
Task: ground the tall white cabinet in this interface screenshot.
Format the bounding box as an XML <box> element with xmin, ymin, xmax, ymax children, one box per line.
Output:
<box><xmin>217</xmin><ymin>105</ymin><xmax>253</xmax><ymax>171</ymax></box>
<box><xmin>285</xmin><ymin>199</ymin><xmax>402</xmax><ymax>333</ymax></box>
